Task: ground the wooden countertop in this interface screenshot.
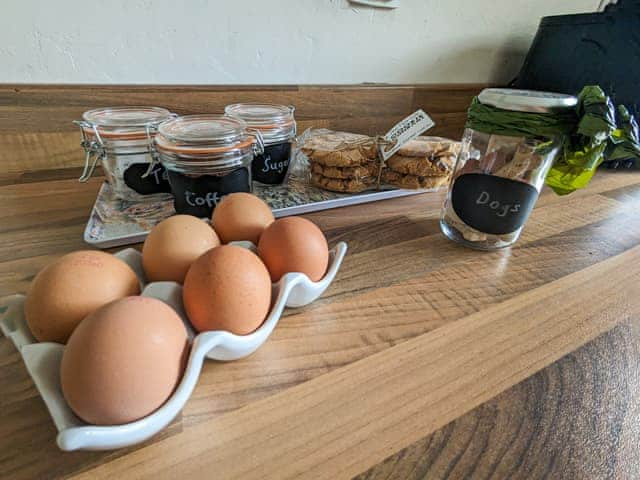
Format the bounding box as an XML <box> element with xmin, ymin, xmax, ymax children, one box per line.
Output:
<box><xmin>2</xmin><ymin>171</ymin><xmax>640</xmax><ymax>479</ymax></box>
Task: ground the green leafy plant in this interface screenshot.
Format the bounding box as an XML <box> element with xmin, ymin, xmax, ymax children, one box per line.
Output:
<box><xmin>466</xmin><ymin>86</ymin><xmax>640</xmax><ymax>195</ymax></box>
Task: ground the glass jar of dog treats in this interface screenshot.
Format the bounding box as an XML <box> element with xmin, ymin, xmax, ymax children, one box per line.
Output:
<box><xmin>75</xmin><ymin>106</ymin><xmax>175</xmax><ymax>200</ymax></box>
<box><xmin>154</xmin><ymin>115</ymin><xmax>263</xmax><ymax>218</ymax></box>
<box><xmin>441</xmin><ymin>89</ymin><xmax>577</xmax><ymax>250</ymax></box>
<box><xmin>224</xmin><ymin>103</ymin><xmax>296</xmax><ymax>185</ymax></box>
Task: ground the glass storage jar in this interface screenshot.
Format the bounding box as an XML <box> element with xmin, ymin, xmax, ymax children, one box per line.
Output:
<box><xmin>75</xmin><ymin>106</ymin><xmax>175</xmax><ymax>201</ymax></box>
<box><xmin>440</xmin><ymin>89</ymin><xmax>577</xmax><ymax>250</ymax></box>
<box><xmin>154</xmin><ymin>115</ymin><xmax>263</xmax><ymax>218</ymax></box>
<box><xmin>224</xmin><ymin>103</ymin><xmax>296</xmax><ymax>185</ymax></box>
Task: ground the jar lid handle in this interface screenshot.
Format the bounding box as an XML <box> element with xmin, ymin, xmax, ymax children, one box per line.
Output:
<box><xmin>246</xmin><ymin>127</ymin><xmax>265</xmax><ymax>155</ymax></box>
<box><xmin>73</xmin><ymin>120</ymin><xmax>105</xmax><ymax>182</ymax></box>
<box><xmin>141</xmin><ymin>124</ymin><xmax>161</xmax><ymax>179</ymax></box>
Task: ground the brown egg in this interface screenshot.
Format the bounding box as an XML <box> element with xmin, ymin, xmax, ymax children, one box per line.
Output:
<box><xmin>211</xmin><ymin>192</ymin><xmax>274</xmax><ymax>244</ymax></box>
<box><xmin>24</xmin><ymin>251</ymin><xmax>140</xmax><ymax>343</ymax></box>
<box><xmin>258</xmin><ymin>217</ymin><xmax>329</xmax><ymax>282</ymax></box>
<box><xmin>142</xmin><ymin>215</ymin><xmax>220</xmax><ymax>283</ymax></box>
<box><xmin>60</xmin><ymin>296</ymin><xmax>189</xmax><ymax>425</ymax></box>
<box><xmin>183</xmin><ymin>245</ymin><xmax>271</xmax><ymax>335</ymax></box>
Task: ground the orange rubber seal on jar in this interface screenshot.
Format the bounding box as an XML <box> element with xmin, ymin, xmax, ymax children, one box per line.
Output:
<box><xmin>81</xmin><ymin>126</ymin><xmax>149</xmax><ymax>140</ymax></box>
<box><xmin>155</xmin><ymin>135</ymin><xmax>256</xmax><ymax>155</ymax></box>
<box><xmin>248</xmin><ymin>119</ymin><xmax>296</xmax><ymax>131</ymax></box>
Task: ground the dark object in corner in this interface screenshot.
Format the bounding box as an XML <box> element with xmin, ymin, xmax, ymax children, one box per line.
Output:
<box><xmin>514</xmin><ymin>0</ymin><xmax>639</xmax><ymax>115</ymax></box>
<box><xmin>514</xmin><ymin>0</ymin><xmax>640</xmax><ymax>168</ymax></box>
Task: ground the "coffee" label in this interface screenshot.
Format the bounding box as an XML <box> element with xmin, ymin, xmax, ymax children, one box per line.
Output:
<box><xmin>167</xmin><ymin>167</ymin><xmax>251</xmax><ymax>218</ymax></box>
<box><xmin>451</xmin><ymin>173</ymin><xmax>539</xmax><ymax>235</ymax></box>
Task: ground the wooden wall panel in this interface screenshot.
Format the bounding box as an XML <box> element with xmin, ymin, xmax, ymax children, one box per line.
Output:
<box><xmin>0</xmin><ymin>84</ymin><xmax>483</xmax><ymax>181</ymax></box>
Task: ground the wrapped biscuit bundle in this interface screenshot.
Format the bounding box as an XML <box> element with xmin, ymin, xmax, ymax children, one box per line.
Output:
<box><xmin>382</xmin><ymin>136</ymin><xmax>459</xmax><ymax>189</ymax></box>
<box><xmin>298</xmin><ymin>127</ymin><xmax>459</xmax><ymax>193</ymax></box>
<box><xmin>301</xmin><ymin>131</ymin><xmax>379</xmax><ymax>193</ymax></box>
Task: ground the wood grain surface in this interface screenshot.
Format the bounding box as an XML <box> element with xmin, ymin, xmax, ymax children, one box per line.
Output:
<box><xmin>355</xmin><ymin>319</ymin><xmax>640</xmax><ymax>480</ymax></box>
<box><xmin>2</xmin><ymin>170</ymin><xmax>640</xmax><ymax>479</ymax></box>
<box><xmin>70</xmin><ymin>242</ymin><xmax>640</xmax><ymax>480</ymax></box>
<box><xmin>1</xmin><ymin>84</ymin><xmax>640</xmax><ymax>479</ymax></box>
<box><xmin>0</xmin><ymin>83</ymin><xmax>480</xmax><ymax>183</ymax></box>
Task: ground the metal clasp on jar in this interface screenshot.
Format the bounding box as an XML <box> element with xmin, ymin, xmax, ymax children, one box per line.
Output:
<box><xmin>246</xmin><ymin>127</ymin><xmax>266</xmax><ymax>156</ymax></box>
<box><xmin>141</xmin><ymin>113</ymin><xmax>178</xmax><ymax>179</ymax></box>
<box><xmin>288</xmin><ymin>105</ymin><xmax>297</xmax><ymax>138</ymax></box>
<box><xmin>73</xmin><ymin>120</ymin><xmax>107</xmax><ymax>182</ymax></box>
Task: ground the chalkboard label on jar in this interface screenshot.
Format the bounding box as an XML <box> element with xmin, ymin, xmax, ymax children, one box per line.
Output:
<box><xmin>167</xmin><ymin>167</ymin><xmax>251</xmax><ymax>218</ymax></box>
<box><xmin>123</xmin><ymin>163</ymin><xmax>172</xmax><ymax>195</ymax></box>
<box><xmin>252</xmin><ymin>142</ymin><xmax>292</xmax><ymax>184</ymax></box>
<box><xmin>451</xmin><ymin>173</ymin><xmax>539</xmax><ymax>235</ymax></box>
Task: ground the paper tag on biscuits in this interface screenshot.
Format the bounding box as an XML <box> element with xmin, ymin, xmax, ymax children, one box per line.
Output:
<box><xmin>380</xmin><ymin>110</ymin><xmax>435</xmax><ymax>161</ymax></box>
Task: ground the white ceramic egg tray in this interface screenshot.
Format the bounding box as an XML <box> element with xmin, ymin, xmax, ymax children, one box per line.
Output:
<box><xmin>0</xmin><ymin>241</ymin><xmax>347</xmax><ymax>452</ymax></box>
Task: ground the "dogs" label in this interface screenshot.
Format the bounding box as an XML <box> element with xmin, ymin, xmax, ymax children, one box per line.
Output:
<box><xmin>451</xmin><ymin>173</ymin><xmax>539</xmax><ymax>235</ymax></box>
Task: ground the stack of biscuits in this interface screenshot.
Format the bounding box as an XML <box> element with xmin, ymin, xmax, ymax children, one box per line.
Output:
<box><xmin>301</xmin><ymin>131</ymin><xmax>460</xmax><ymax>193</ymax></box>
<box><xmin>301</xmin><ymin>131</ymin><xmax>380</xmax><ymax>193</ymax></box>
<box><xmin>381</xmin><ymin>136</ymin><xmax>459</xmax><ymax>190</ymax></box>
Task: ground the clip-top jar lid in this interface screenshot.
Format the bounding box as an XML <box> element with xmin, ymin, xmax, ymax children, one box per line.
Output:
<box><xmin>83</xmin><ymin>106</ymin><xmax>173</xmax><ymax>127</ymax></box>
<box><xmin>80</xmin><ymin>106</ymin><xmax>174</xmax><ymax>140</ymax></box>
<box><xmin>224</xmin><ymin>103</ymin><xmax>294</xmax><ymax>129</ymax></box>
<box><xmin>155</xmin><ymin>115</ymin><xmax>256</xmax><ymax>155</ymax></box>
<box><xmin>478</xmin><ymin>88</ymin><xmax>577</xmax><ymax>114</ymax></box>
<box><xmin>225</xmin><ymin>104</ymin><xmax>296</xmax><ymax>144</ymax></box>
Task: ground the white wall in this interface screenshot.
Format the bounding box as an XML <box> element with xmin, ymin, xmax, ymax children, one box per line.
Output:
<box><xmin>1</xmin><ymin>0</ymin><xmax>599</xmax><ymax>84</ymax></box>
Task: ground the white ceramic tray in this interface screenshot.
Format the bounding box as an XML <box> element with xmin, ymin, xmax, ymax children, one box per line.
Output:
<box><xmin>0</xmin><ymin>242</ymin><xmax>347</xmax><ymax>451</ymax></box>
<box><xmin>84</xmin><ymin>180</ymin><xmax>424</xmax><ymax>248</ymax></box>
